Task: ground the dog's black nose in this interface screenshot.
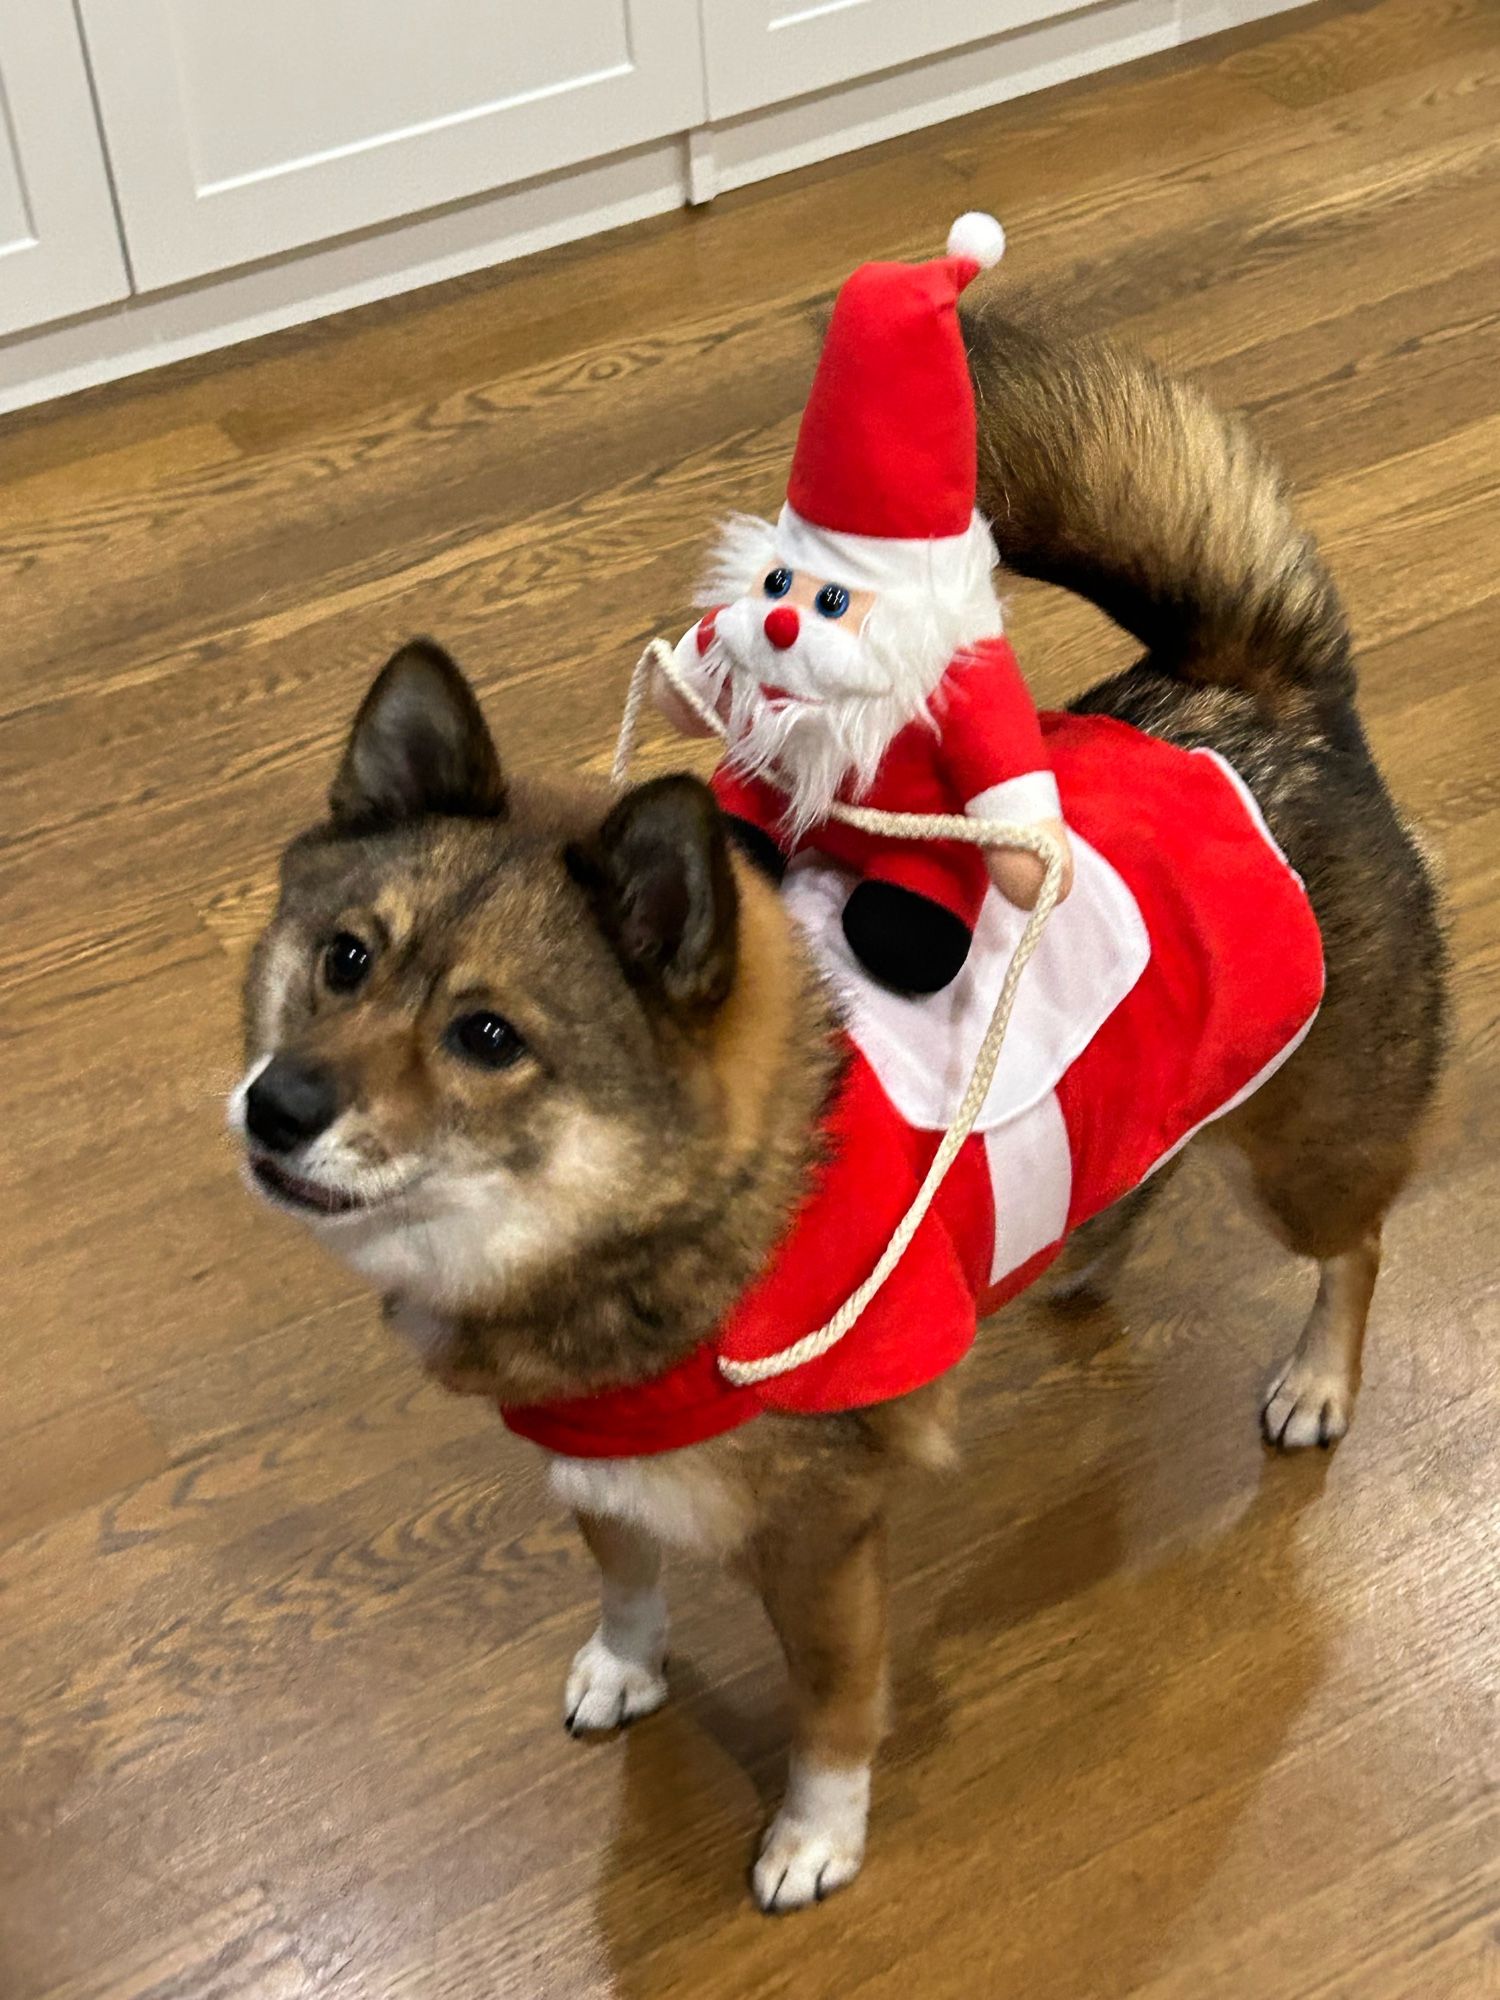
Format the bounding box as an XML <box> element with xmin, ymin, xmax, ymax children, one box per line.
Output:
<box><xmin>245</xmin><ymin>1056</ymin><xmax>339</xmax><ymax>1154</ymax></box>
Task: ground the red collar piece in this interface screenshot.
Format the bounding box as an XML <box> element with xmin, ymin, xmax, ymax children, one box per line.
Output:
<box><xmin>500</xmin><ymin>1051</ymin><xmax>981</xmax><ymax>1459</ymax></box>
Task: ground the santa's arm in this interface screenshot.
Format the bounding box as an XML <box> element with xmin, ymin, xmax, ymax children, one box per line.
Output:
<box><xmin>942</xmin><ymin>639</ymin><xmax>1074</xmax><ymax>909</ymax></box>
<box><xmin>649</xmin><ymin>610</ymin><xmax>791</xmax><ymax>878</ymax></box>
<box><xmin>652</xmin><ymin>609</ymin><xmax>728</xmax><ymax>739</ymax></box>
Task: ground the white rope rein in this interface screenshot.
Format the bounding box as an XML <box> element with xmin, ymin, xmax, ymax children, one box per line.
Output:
<box><xmin>615</xmin><ymin>639</ymin><xmax>1065</xmax><ymax>1387</ymax></box>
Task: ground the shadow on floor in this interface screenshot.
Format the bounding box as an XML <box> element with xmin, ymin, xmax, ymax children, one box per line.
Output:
<box><xmin>587</xmin><ymin>1353</ymin><xmax>1336</xmax><ymax>1999</ymax></box>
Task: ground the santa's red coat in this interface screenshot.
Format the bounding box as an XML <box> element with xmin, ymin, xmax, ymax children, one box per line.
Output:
<box><xmin>501</xmin><ymin>715</ymin><xmax>1324</xmax><ymax>1458</ymax></box>
<box><xmin>711</xmin><ymin>629</ymin><xmax>1055</xmax><ymax>926</ymax></box>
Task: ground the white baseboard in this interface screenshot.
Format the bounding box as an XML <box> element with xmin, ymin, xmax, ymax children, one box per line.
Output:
<box><xmin>0</xmin><ymin>137</ymin><xmax>689</xmax><ymax>417</ymax></box>
<box><xmin>0</xmin><ymin>0</ymin><xmax>1308</xmax><ymax>418</ymax></box>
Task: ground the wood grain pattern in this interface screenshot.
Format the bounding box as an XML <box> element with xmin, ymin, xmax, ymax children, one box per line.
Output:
<box><xmin>1</xmin><ymin>0</ymin><xmax>1496</xmax><ymax>1992</ymax></box>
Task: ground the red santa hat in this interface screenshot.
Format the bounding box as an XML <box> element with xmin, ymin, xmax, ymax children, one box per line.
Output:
<box><xmin>776</xmin><ymin>213</ymin><xmax>1006</xmax><ymax>597</ymax></box>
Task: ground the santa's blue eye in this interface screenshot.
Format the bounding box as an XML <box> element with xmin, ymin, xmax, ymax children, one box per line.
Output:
<box><xmin>814</xmin><ymin>584</ymin><xmax>850</xmax><ymax>619</ymax></box>
<box><xmin>763</xmin><ymin>568</ymin><xmax>793</xmax><ymax>598</ymax></box>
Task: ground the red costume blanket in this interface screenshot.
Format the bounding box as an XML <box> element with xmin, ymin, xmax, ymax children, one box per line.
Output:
<box><xmin>501</xmin><ymin>715</ymin><xmax>1324</xmax><ymax>1458</ymax></box>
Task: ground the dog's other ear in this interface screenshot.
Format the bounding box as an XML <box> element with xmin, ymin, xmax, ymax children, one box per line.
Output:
<box><xmin>329</xmin><ymin>638</ymin><xmax>507</xmax><ymax>830</ymax></box>
<box><xmin>571</xmin><ymin>776</ymin><xmax>739</xmax><ymax>1016</ymax></box>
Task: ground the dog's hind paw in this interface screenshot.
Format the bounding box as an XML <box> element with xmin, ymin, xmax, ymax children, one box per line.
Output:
<box><xmin>563</xmin><ymin>1630</ymin><xmax>668</xmax><ymax>1735</ymax></box>
<box><xmin>1261</xmin><ymin>1355</ymin><xmax>1353</xmax><ymax>1450</ymax></box>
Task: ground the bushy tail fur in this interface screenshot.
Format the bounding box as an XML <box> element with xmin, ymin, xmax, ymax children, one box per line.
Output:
<box><xmin>962</xmin><ymin>298</ymin><xmax>1354</xmax><ymax>714</ymax></box>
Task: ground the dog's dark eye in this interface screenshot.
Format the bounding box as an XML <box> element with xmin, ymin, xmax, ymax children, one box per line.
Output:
<box><xmin>323</xmin><ymin>931</ymin><xmax>372</xmax><ymax>993</ymax></box>
<box><xmin>763</xmin><ymin>567</ymin><xmax>793</xmax><ymax>599</ymax></box>
<box><xmin>447</xmin><ymin>1011</ymin><xmax>525</xmax><ymax>1070</ymax></box>
<box><xmin>814</xmin><ymin>583</ymin><xmax>850</xmax><ymax>619</ymax></box>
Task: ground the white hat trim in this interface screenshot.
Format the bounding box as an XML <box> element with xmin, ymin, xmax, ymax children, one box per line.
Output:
<box><xmin>776</xmin><ymin>503</ymin><xmax>998</xmax><ymax>600</ymax></box>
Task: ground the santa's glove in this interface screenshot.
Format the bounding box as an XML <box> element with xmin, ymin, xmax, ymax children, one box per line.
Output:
<box><xmin>841</xmin><ymin>881</ymin><xmax>973</xmax><ymax>995</ymax></box>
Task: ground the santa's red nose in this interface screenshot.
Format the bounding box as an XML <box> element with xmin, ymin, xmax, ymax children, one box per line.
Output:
<box><xmin>764</xmin><ymin>606</ymin><xmax>800</xmax><ymax>651</ymax></box>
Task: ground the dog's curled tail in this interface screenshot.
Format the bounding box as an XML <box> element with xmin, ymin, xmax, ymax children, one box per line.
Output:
<box><xmin>963</xmin><ymin>298</ymin><xmax>1353</xmax><ymax>712</ymax></box>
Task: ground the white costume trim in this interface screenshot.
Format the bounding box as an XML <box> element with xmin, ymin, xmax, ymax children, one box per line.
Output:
<box><xmin>1192</xmin><ymin>748</ymin><xmax>1306</xmax><ymax>882</ymax></box>
<box><xmin>966</xmin><ymin>771</ymin><xmax>1062</xmax><ymax>825</ymax></box>
<box><xmin>782</xmin><ymin>832</ymin><xmax>1149</xmax><ymax>1133</ymax></box>
<box><xmin>984</xmin><ymin>1092</ymin><xmax>1072</xmax><ymax>1283</ymax></box>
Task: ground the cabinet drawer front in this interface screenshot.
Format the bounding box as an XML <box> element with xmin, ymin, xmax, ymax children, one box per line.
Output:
<box><xmin>80</xmin><ymin>0</ymin><xmax>706</xmax><ymax>290</ymax></box>
<box><xmin>702</xmin><ymin>0</ymin><xmax>1084</xmax><ymax>121</ymax></box>
<box><xmin>0</xmin><ymin>1</ymin><xmax>130</xmax><ymax>338</ymax></box>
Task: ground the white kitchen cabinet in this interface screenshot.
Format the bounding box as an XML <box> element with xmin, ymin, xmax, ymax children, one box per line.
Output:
<box><xmin>0</xmin><ymin>1</ymin><xmax>131</xmax><ymax>339</ymax></box>
<box><xmin>701</xmin><ymin>0</ymin><xmax>1086</xmax><ymax>121</ymax></box>
<box><xmin>77</xmin><ymin>0</ymin><xmax>708</xmax><ymax>291</ymax></box>
<box><xmin>0</xmin><ymin>0</ymin><xmax>1311</xmax><ymax>412</ymax></box>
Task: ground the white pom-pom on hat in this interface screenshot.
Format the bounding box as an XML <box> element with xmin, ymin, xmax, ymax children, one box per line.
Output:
<box><xmin>946</xmin><ymin>211</ymin><xmax>1006</xmax><ymax>270</ymax></box>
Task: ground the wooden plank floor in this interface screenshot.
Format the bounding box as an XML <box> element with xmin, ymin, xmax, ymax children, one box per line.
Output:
<box><xmin>2</xmin><ymin>1</ymin><xmax>1497</xmax><ymax>1993</ymax></box>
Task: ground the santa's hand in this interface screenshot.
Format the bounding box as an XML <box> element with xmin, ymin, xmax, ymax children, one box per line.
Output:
<box><xmin>987</xmin><ymin>817</ymin><xmax>1074</xmax><ymax>910</ymax></box>
<box><xmin>652</xmin><ymin>658</ymin><xmax>716</xmax><ymax>738</ymax></box>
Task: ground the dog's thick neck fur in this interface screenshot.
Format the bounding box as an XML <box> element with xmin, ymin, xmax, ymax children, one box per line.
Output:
<box><xmin>432</xmin><ymin>860</ymin><xmax>841</xmax><ymax>1405</ymax></box>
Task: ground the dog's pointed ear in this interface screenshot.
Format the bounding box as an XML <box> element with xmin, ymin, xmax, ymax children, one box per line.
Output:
<box><xmin>570</xmin><ymin>776</ymin><xmax>739</xmax><ymax>1015</ymax></box>
<box><xmin>329</xmin><ymin>639</ymin><xmax>507</xmax><ymax>830</ymax></box>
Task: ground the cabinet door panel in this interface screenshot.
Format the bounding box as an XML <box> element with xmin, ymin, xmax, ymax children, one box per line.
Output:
<box><xmin>0</xmin><ymin>2</ymin><xmax>130</xmax><ymax>338</ymax></box>
<box><xmin>702</xmin><ymin>0</ymin><xmax>1083</xmax><ymax>121</ymax></box>
<box><xmin>80</xmin><ymin>0</ymin><xmax>706</xmax><ymax>290</ymax></box>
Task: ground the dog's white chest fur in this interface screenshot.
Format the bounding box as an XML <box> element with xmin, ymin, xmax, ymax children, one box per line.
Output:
<box><xmin>547</xmin><ymin>1453</ymin><xmax>749</xmax><ymax>1556</ymax></box>
<box><xmin>387</xmin><ymin>1303</ymin><xmax>748</xmax><ymax>1555</ymax></box>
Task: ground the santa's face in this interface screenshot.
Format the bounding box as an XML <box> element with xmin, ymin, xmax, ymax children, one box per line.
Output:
<box><xmin>719</xmin><ymin>565</ymin><xmax>880</xmax><ymax>699</ymax></box>
<box><xmin>707</xmin><ymin>564</ymin><xmax>934</xmax><ymax>836</ymax></box>
<box><xmin>694</xmin><ymin>511</ymin><xmax>1003</xmax><ymax>837</ymax></box>
<box><xmin>714</xmin><ymin>568</ymin><xmax>888</xmax><ymax>711</ymax></box>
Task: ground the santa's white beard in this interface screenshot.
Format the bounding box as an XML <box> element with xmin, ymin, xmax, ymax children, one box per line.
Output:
<box><xmin>698</xmin><ymin>512</ymin><xmax>1004</xmax><ymax>838</ymax></box>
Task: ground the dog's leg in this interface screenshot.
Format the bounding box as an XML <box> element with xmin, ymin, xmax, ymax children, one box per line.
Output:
<box><xmin>1046</xmin><ymin>1171</ymin><xmax>1174</xmax><ymax>1305</ymax></box>
<box><xmin>564</xmin><ymin>1509</ymin><xmax>669</xmax><ymax>1734</ymax></box>
<box><xmin>1262</xmin><ymin>1230</ymin><xmax>1381</xmax><ymax>1449</ymax></box>
<box><xmin>749</xmin><ymin>1511</ymin><xmax>888</xmax><ymax>1914</ymax></box>
<box><xmin>1225</xmin><ymin>1099</ymin><xmax>1413</xmax><ymax>1449</ymax></box>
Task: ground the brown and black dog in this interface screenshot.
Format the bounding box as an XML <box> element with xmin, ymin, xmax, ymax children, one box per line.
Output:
<box><xmin>231</xmin><ymin>307</ymin><xmax>1447</xmax><ymax>1912</ymax></box>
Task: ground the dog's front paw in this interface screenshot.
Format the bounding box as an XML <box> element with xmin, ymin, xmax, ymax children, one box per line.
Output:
<box><xmin>563</xmin><ymin>1630</ymin><xmax>668</xmax><ymax>1735</ymax></box>
<box><xmin>751</xmin><ymin>1762</ymin><xmax>869</xmax><ymax>1914</ymax></box>
<box><xmin>1262</xmin><ymin>1353</ymin><xmax>1353</xmax><ymax>1450</ymax></box>
<box><xmin>752</xmin><ymin>1813</ymin><xmax>864</xmax><ymax>1914</ymax></box>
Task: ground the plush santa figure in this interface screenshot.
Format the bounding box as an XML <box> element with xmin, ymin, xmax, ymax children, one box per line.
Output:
<box><xmin>656</xmin><ymin>212</ymin><xmax>1074</xmax><ymax>996</ymax></box>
